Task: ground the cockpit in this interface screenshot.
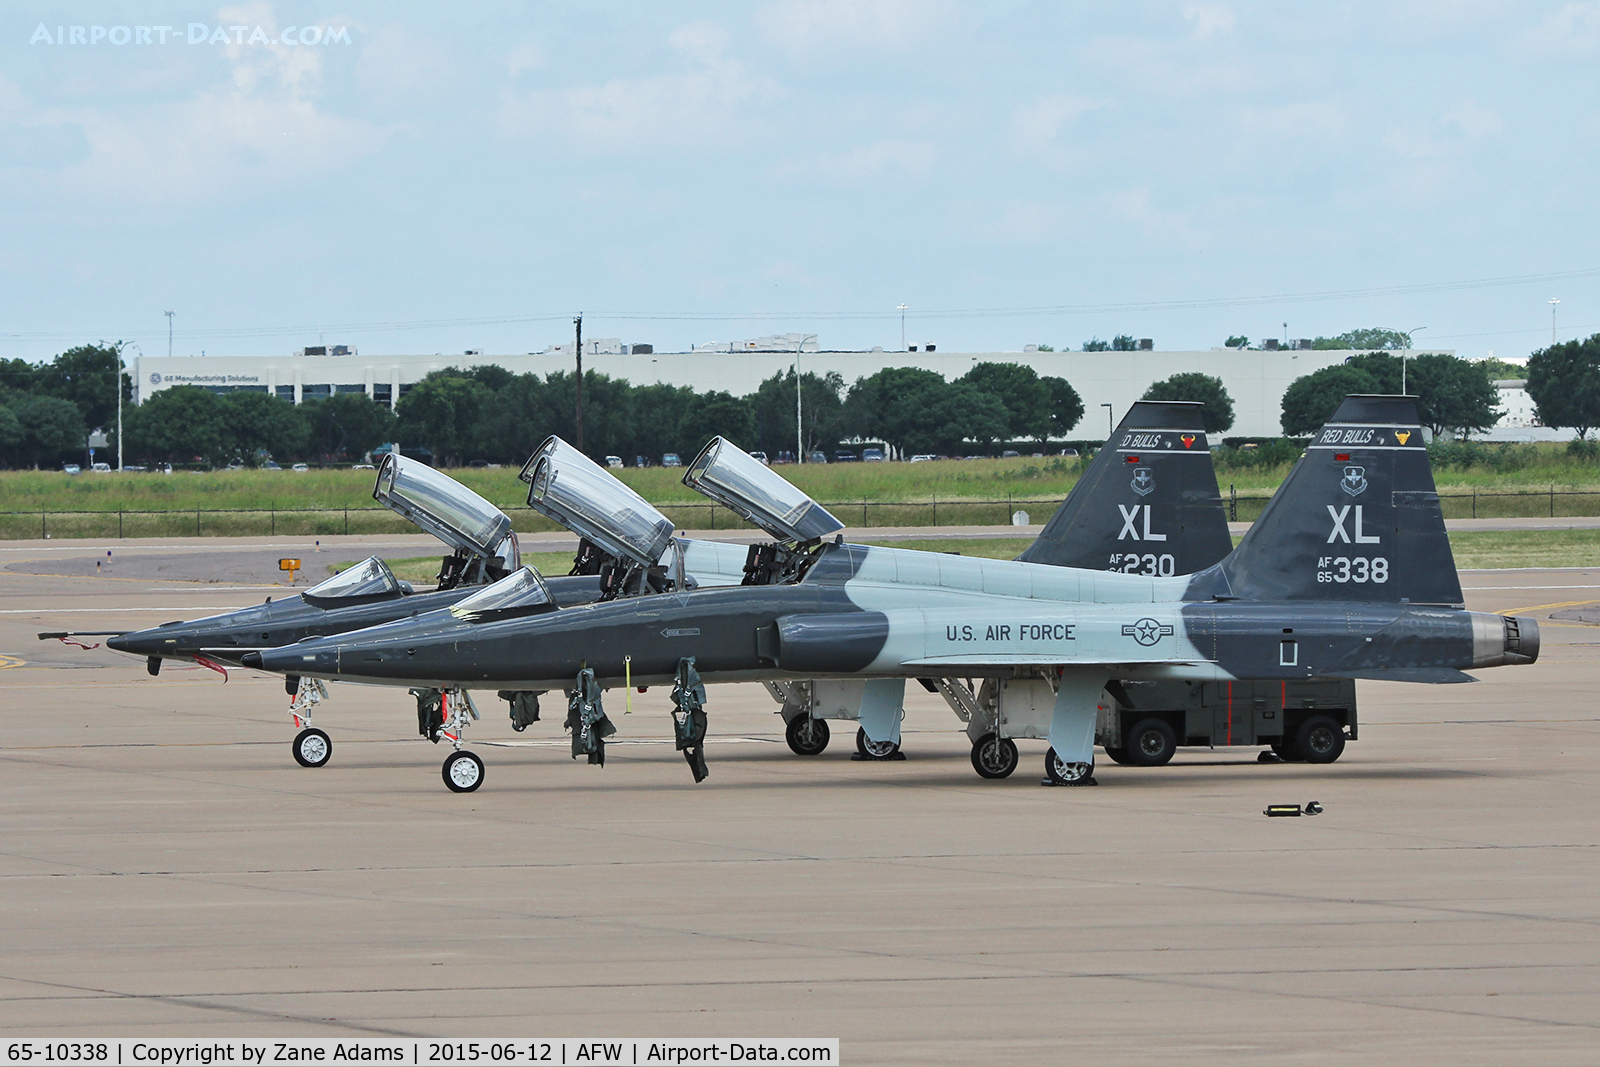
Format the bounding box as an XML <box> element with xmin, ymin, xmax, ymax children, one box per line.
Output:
<box><xmin>303</xmin><ymin>556</ymin><xmax>409</xmax><ymax>605</ymax></box>
<box><xmin>521</xmin><ymin>436</ymin><xmax>684</xmax><ymax>598</ymax></box>
<box><xmin>372</xmin><ymin>454</ymin><xmax>520</xmax><ymax>589</ymax></box>
<box><xmin>683</xmin><ymin>437</ymin><xmax>844</xmax><ymax>585</ymax></box>
<box><xmin>447</xmin><ymin>566</ymin><xmax>557</xmax><ymax>623</ymax></box>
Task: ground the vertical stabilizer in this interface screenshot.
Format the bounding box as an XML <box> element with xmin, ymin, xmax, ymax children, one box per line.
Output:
<box><xmin>1196</xmin><ymin>395</ymin><xmax>1462</xmax><ymax>606</ymax></box>
<box><xmin>1017</xmin><ymin>401</ymin><xmax>1232</xmax><ymax>575</ymax></box>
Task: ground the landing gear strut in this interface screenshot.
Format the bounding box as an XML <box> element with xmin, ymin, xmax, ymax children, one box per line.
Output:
<box><xmin>785</xmin><ymin>714</ymin><xmax>830</xmax><ymax>756</ymax></box>
<box><xmin>672</xmin><ymin>658</ymin><xmax>709</xmax><ymax>783</ymax></box>
<box><xmin>970</xmin><ymin>732</ymin><xmax>1019</xmax><ymax>779</ymax></box>
<box><xmin>435</xmin><ymin>687</ymin><xmax>484</xmax><ymax>792</ymax></box>
<box><xmin>288</xmin><ymin>676</ymin><xmax>331</xmax><ymax>768</ymax></box>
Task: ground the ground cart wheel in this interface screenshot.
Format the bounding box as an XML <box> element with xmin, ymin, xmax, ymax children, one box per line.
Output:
<box><xmin>1045</xmin><ymin>747</ymin><xmax>1095</xmax><ymax>786</ymax></box>
<box><xmin>785</xmin><ymin>715</ymin><xmax>831</xmax><ymax>756</ymax></box>
<box><xmin>292</xmin><ymin>727</ymin><xmax>331</xmax><ymax>768</ymax></box>
<box><xmin>1296</xmin><ymin>716</ymin><xmax>1346</xmax><ymax>764</ymax></box>
<box><xmin>442</xmin><ymin>750</ymin><xmax>485</xmax><ymax>793</ymax></box>
<box><xmin>855</xmin><ymin>726</ymin><xmax>900</xmax><ymax>759</ymax></box>
<box><xmin>970</xmin><ymin>733</ymin><xmax>1019</xmax><ymax>779</ymax></box>
<box><xmin>1124</xmin><ymin>718</ymin><xmax>1177</xmax><ymax>767</ymax></box>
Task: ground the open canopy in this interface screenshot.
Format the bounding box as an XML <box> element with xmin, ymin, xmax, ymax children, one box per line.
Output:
<box><xmin>519</xmin><ymin>436</ymin><xmax>675</xmax><ymax>567</ymax></box>
<box><xmin>372</xmin><ymin>454</ymin><xmax>518</xmax><ymax>568</ymax></box>
<box><xmin>684</xmin><ymin>437</ymin><xmax>844</xmax><ymax>543</ymax></box>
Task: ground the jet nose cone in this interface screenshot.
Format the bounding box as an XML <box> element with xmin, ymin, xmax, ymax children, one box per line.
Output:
<box><xmin>106</xmin><ymin>633</ymin><xmax>130</xmax><ymax>653</ymax></box>
<box><xmin>240</xmin><ymin>651</ymin><xmax>264</xmax><ymax>669</ymax></box>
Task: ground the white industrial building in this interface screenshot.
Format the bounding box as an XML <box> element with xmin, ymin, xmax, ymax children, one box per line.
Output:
<box><xmin>127</xmin><ymin>344</ymin><xmax>1459</xmax><ymax>440</ymax></box>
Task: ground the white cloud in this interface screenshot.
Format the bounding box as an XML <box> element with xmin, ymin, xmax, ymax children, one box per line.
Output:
<box><xmin>818</xmin><ymin>138</ymin><xmax>936</xmax><ymax>180</ymax></box>
<box><xmin>754</xmin><ymin>0</ymin><xmax>959</xmax><ymax>53</ymax></box>
<box><xmin>1007</xmin><ymin>94</ymin><xmax>1105</xmax><ymax>155</ymax></box>
<box><xmin>499</xmin><ymin>21</ymin><xmax>779</xmax><ymax>151</ymax></box>
<box><xmin>1184</xmin><ymin>3</ymin><xmax>1237</xmax><ymax>40</ymax></box>
<box><xmin>1515</xmin><ymin>2</ymin><xmax>1600</xmax><ymax>58</ymax></box>
<box><xmin>1239</xmin><ymin>101</ymin><xmax>1346</xmax><ymax>140</ymax></box>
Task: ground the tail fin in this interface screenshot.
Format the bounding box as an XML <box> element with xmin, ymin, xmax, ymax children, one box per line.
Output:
<box><xmin>1197</xmin><ymin>395</ymin><xmax>1462</xmax><ymax>606</ymax></box>
<box><xmin>1017</xmin><ymin>400</ymin><xmax>1232</xmax><ymax>575</ymax></box>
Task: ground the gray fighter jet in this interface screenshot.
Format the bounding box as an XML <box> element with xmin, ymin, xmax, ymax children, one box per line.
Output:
<box><xmin>247</xmin><ymin>395</ymin><xmax>1537</xmax><ymax>794</ymax></box>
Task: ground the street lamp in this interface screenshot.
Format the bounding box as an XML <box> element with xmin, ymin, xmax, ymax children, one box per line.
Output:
<box><xmin>1402</xmin><ymin>326</ymin><xmax>1426</xmax><ymax>395</ymax></box>
<box><xmin>897</xmin><ymin>304</ymin><xmax>908</xmax><ymax>352</ymax></box>
<box><xmin>117</xmin><ymin>343</ymin><xmax>139</xmax><ymax>472</ymax></box>
<box><xmin>1550</xmin><ymin>298</ymin><xmax>1560</xmax><ymax>345</ymax></box>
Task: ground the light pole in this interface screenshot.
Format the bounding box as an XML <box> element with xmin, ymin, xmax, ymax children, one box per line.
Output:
<box><xmin>1401</xmin><ymin>326</ymin><xmax>1426</xmax><ymax>395</ymax></box>
<box><xmin>794</xmin><ymin>353</ymin><xmax>803</xmax><ymax>465</ymax></box>
<box><xmin>1550</xmin><ymin>298</ymin><xmax>1560</xmax><ymax>345</ymax></box>
<box><xmin>897</xmin><ymin>304</ymin><xmax>908</xmax><ymax>352</ymax></box>
<box><xmin>164</xmin><ymin>311</ymin><xmax>174</xmax><ymax>358</ymax></box>
<box><xmin>1101</xmin><ymin>402</ymin><xmax>1113</xmax><ymax>436</ymax></box>
<box><xmin>117</xmin><ymin>343</ymin><xmax>137</xmax><ymax>472</ymax></box>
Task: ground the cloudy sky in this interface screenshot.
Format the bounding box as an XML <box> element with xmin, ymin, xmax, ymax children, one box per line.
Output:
<box><xmin>3</xmin><ymin>1</ymin><xmax>1597</xmax><ymax>362</ymax></box>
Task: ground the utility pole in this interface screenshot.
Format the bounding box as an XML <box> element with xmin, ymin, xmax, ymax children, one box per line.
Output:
<box><xmin>795</xmin><ymin>358</ymin><xmax>803</xmax><ymax>465</ymax></box>
<box><xmin>164</xmin><ymin>311</ymin><xmax>174</xmax><ymax>358</ymax></box>
<box><xmin>897</xmin><ymin>304</ymin><xmax>908</xmax><ymax>351</ymax></box>
<box><xmin>1550</xmin><ymin>298</ymin><xmax>1560</xmax><ymax>345</ymax></box>
<box><xmin>116</xmin><ymin>343</ymin><xmax>132</xmax><ymax>472</ymax></box>
<box><xmin>573</xmin><ymin>314</ymin><xmax>584</xmax><ymax>451</ymax></box>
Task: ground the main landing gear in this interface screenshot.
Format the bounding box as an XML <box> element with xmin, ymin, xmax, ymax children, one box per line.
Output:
<box><xmin>288</xmin><ymin>676</ymin><xmax>332</xmax><ymax>768</ymax></box>
<box><xmin>1043</xmin><ymin>747</ymin><xmax>1096</xmax><ymax>786</ymax></box>
<box><xmin>854</xmin><ymin>726</ymin><xmax>903</xmax><ymax>761</ymax></box>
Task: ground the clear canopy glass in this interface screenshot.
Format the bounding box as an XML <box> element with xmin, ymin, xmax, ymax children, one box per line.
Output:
<box><xmin>372</xmin><ymin>454</ymin><xmax>516</xmax><ymax>565</ymax></box>
<box><xmin>448</xmin><ymin>566</ymin><xmax>555</xmax><ymax>622</ymax></box>
<box><xmin>683</xmin><ymin>437</ymin><xmax>844</xmax><ymax>543</ymax></box>
<box><xmin>305</xmin><ymin>556</ymin><xmax>402</xmax><ymax>600</ymax></box>
<box><xmin>519</xmin><ymin>437</ymin><xmax>675</xmax><ymax>566</ymax></box>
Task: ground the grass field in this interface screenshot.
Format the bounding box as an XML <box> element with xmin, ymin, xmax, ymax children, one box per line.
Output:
<box><xmin>350</xmin><ymin>529</ymin><xmax>1600</xmax><ymax>584</ymax></box>
<box><xmin>5</xmin><ymin>444</ymin><xmax>1600</xmax><ymax>539</ymax></box>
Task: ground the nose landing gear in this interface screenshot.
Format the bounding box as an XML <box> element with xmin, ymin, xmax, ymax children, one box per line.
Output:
<box><xmin>288</xmin><ymin>677</ymin><xmax>332</xmax><ymax>767</ymax></box>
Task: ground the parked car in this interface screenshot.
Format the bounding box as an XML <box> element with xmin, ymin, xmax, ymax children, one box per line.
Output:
<box><xmin>62</xmin><ymin>464</ymin><xmax>81</xmax><ymax>475</ymax></box>
<box><xmin>262</xmin><ymin>461</ymin><xmax>282</xmax><ymax>470</ymax></box>
<box><xmin>662</xmin><ymin>453</ymin><xmax>682</xmax><ymax>467</ymax></box>
<box><xmin>605</xmin><ymin>456</ymin><xmax>624</xmax><ymax>469</ymax></box>
<box><xmin>1001</xmin><ymin>450</ymin><xmax>1020</xmax><ymax>458</ymax></box>
<box><xmin>468</xmin><ymin>459</ymin><xmax>490</xmax><ymax>468</ymax></box>
<box><xmin>861</xmin><ymin>448</ymin><xmax>885</xmax><ymax>462</ymax></box>
<box><xmin>1059</xmin><ymin>448</ymin><xmax>1079</xmax><ymax>458</ymax></box>
<box><xmin>123</xmin><ymin>465</ymin><xmax>147</xmax><ymax>473</ymax></box>
<box><xmin>807</xmin><ymin>451</ymin><xmax>828</xmax><ymax>464</ymax></box>
<box><xmin>90</xmin><ymin>462</ymin><xmax>111</xmax><ymax>472</ymax></box>
<box><xmin>834</xmin><ymin>451</ymin><xmax>859</xmax><ymax>463</ymax></box>
<box><xmin>291</xmin><ymin>463</ymin><xmax>310</xmax><ymax>472</ymax></box>
<box><xmin>909</xmin><ymin>454</ymin><xmax>936</xmax><ymax>463</ymax></box>
<box><xmin>352</xmin><ymin>463</ymin><xmax>375</xmax><ymax>470</ymax></box>
<box><xmin>749</xmin><ymin>451</ymin><xmax>770</xmax><ymax>466</ymax></box>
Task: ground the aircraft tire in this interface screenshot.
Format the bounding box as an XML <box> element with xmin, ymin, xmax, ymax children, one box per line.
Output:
<box><xmin>1045</xmin><ymin>747</ymin><xmax>1096</xmax><ymax>786</ymax></box>
<box><xmin>292</xmin><ymin>727</ymin><xmax>331</xmax><ymax>768</ymax></box>
<box><xmin>1123</xmin><ymin>718</ymin><xmax>1177</xmax><ymax>767</ymax></box>
<box><xmin>1102</xmin><ymin>745</ymin><xmax>1133</xmax><ymax>766</ymax></box>
<box><xmin>970</xmin><ymin>733</ymin><xmax>1019</xmax><ymax>779</ymax></box>
<box><xmin>442</xmin><ymin>750</ymin><xmax>486</xmax><ymax>793</ymax></box>
<box><xmin>785</xmin><ymin>715</ymin><xmax>831</xmax><ymax>756</ymax></box>
<box><xmin>1296</xmin><ymin>716</ymin><xmax>1346</xmax><ymax>764</ymax></box>
<box><xmin>855</xmin><ymin>727</ymin><xmax>900</xmax><ymax>759</ymax></box>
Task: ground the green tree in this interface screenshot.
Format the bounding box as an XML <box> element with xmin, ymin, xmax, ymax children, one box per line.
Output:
<box><xmin>1043</xmin><ymin>375</ymin><xmax>1084</xmax><ymax>438</ymax></box>
<box><xmin>840</xmin><ymin>367</ymin><xmax>948</xmax><ymax>456</ymax></box>
<box><xmin>1310</xmin><ymin>328</ymin><xmax>1413</xmax><ymax>351</ymax></box>
<box><xmin>1111</xmin><ymin>334</ymin><xmax>1138</xmax><ymax>351</ymax></box>
<box><xmin>626</xmin><ymin>382</ymin><xmax>696</xmax><ymax>464</ymax></box>
<box><xmin>221</xmin><ymin>392</ymin><xmax>310</xmax><ymax>464</ymax></box>
<box><xmin>1280</xmin><ymin>365</ymin><xmax>1382</xmax><ymax>435</ymax></box>
<box><xmin>34</xmin><ymin>343</ymin><xmax>130</xmax><ymax>431</ymax></box>
<box><xmin>1527</xmin><ymin>335</ymin><xmax>1600</xmax><ymax>439</ymax></box>
<box><xmin>958</xmin><ymin>362</ymin><xmax>1052</xmax><ymax>442</ymax></box>
<box><xmin>0</xmin><ymin>403</ymin><xmax>22</xmax><ymax>465</ymax></box>
<box><xmin>10</xmin><ymin>394</ymin><xmax>87</xmax><ymax>468</ymax></box>
<box><xmin>539</xmin><ymin>370</ymin><xmax>635</xmax><ymax>461</ymax></box>
<box><xmin>1082</xmin><ymin>337</ymin><xmax>1110</xmax><ymax>352</ymax></box>
<box><xmin>934</xmin><ymin>382</ymin><xmax>1011</xmax><ymax>454</ymax></box>
<box><xmin>1224</xmin><ymin>335</ymin><xmax>1249</xmax><ymax>349</ymax></box>
<box><xmin>678</xmin><ymin>390</ymin><xmax>755</xmax><ymax>456</ymax></box>
<box><xmin>303</xmin><ymin>393</ymin><xmax>396</xmax><ymax>461</ymax></box>
<box><xmin>395</xmin><ymin>374</ymin><xmax>494</xmax><ymax>464</ymax></box>
<box><xmin>1141</xmin><ymin>372</ymin><xmax>1236</xmax><ymax>434</ymax></box>
<box><xmin>1404</xmin><ymin>353</ymin><xmax>1501</xmax><ymax>437</ymax></box>
<box><xmin>123</xmin><ymin>386</ymin><xmax>232</xmax><ymax>467</ymax></box>
<box><xmin>751</xmin><ymin>369</ymin><xmax>844</xmax><ymax>459</ymax></box>
<box><xmin>477</xmin><ymin>373</ymin><xmax>554</xmax><ymax>466</ymax></box>
<box><xmin>1478</xmin><ymin>357</ymin><xmax>1527</xmax><ymax>382</ymax></box>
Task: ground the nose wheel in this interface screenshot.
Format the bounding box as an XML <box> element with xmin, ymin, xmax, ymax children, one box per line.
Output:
<box><xmin>970</xmin><ymin>733</ymin><xmax>1019</xmax><ymax>779</ymax></box>
<box><xmin>292</xmin><ymin>727</ymin><xmax>332</xmax><ymax>768</ymax></box>
<box><xmin>442</xmin><ymin>750</ymin><xmax>485</xmax><ymax>793</ymax></box>
<box><xmin>785</xmin><ymin>715</ymin><xmax>831</xmax><ymax>755</ymax></box>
